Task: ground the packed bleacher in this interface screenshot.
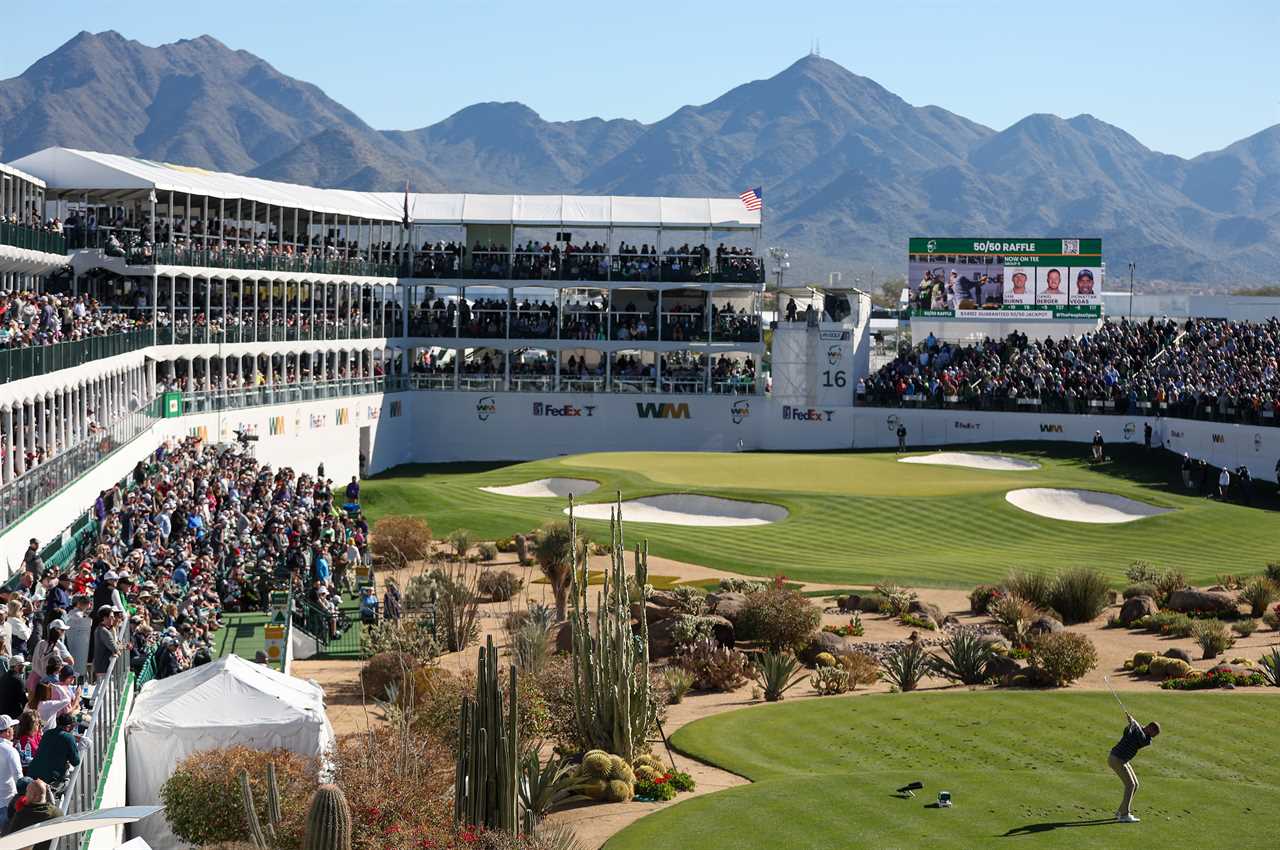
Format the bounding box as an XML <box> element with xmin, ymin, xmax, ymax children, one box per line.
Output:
<box><xmin>411</xmin><ymin>239</ymin><xmax>759</xmax><ymax>281</ymax></box>
<box><xmin>864</xmin><ymin>317</ymin><xmax>1280</xmax><ymax>424</ymax></box>
<box><xmin>0</xmin><ymin>291</ymin><xmax>147</xmax><ymax>350</ymax></box>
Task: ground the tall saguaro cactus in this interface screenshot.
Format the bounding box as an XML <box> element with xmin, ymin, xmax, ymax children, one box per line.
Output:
<box><xmin>454</xmin><ymin>635</ymin><xmax>520</xmax><ymax>833</ymax></box>
<box><xmin>568</xmin><ymin>494</ymin><xmax>654</xmax><ymax>762</ymax></box>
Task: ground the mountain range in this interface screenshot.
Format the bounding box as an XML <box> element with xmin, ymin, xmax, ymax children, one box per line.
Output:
<box><xmin>2</xmin><ymin>30</ymin><xmax>1277</xmax><ymax>291</ymax></box>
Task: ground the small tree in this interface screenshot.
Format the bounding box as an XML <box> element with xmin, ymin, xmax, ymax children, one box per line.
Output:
<box><xmin>534</xmin><ymin>520</ymin><xmax>581</xmax><ymax>621</ymax></box>
<box><xmin>370</xmin><ymin>516</ymin><xmax>432</xmax><ymax>569</ymax></box>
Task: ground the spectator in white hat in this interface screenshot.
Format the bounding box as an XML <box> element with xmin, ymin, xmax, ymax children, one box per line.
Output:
<box><xmin>0</xmin><ymin>714</ymin><xmax>21</xmax><ymax>829</ymax></box>
<box><xmin>27</xmin><ymin>621</ymin><xmax>71</xmax><ymax>693</ymax></box>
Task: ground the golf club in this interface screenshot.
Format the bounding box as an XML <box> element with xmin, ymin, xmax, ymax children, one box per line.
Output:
<box><xmin>1103</xmin><ymin>675</ymin><xmax>1130</xmax><ymax>718</ymax></box>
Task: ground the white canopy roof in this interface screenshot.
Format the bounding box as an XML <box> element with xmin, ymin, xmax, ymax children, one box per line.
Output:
<box><xmin>0</xmin><ymin>160</ymin><xmax>45</xmax><ymax>189</ymax></box>
<box><xmin>11</xmin><ymin>147</ymin><xmax>761</xmax><ymax>230</ymax></box>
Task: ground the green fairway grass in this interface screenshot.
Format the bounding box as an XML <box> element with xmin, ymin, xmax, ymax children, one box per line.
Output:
<box><xmin>360</xmin><ymin>443</ymin><xmax>1280</xmax><ymax>587</ymax></box>
<box><xmin>604</xmin><ymin>691</ymin><xmax>1280</xmax><ymax>850</ymax></box>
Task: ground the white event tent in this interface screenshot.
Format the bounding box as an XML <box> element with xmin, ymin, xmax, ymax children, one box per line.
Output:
<box><xmin>124</xmin><ymin>654</ymin><xmax>335</xmax><ymax>850</ymax></box>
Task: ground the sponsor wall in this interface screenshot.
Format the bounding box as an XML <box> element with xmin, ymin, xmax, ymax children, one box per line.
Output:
<box><xmin>852</xmin><ymin>408</ymin><xmax>1280</xmax><ymax>480</ymax></box>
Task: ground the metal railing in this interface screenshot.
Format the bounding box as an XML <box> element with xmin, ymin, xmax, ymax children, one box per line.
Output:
<box><xmin>411</xmin><ymin>251</ymin><xmax>764</xmax><ymax>284</ymax></box>
<box><xmin>0</xmin><ymin>329</ymin><xmax>151</xmax><ymax>384</ymax></box>
<box><xmin>126</xmin><ymin>243</ymin><xmax>398</xmax><ymax>277</ymax></box>
<box><xmin>0</xmin><ymin>221</ymin><xmax>67</xmax><ymax>255</ymax></box>
<box><xmin>292</xmin><ymin>596</ymin><xmax>362</xmax><ymax>657</ymax></box>
<box><xmin>173</xmin><ymin>376</ymin><xmax>403</xmax><ymax>415</ymax></box>
<box><xmin>861</xmin><ymin>394</ymin><xmax>1280</xmax><ymax>426</ymax></box>
<box><xmin>0</xmin><ymin>405</ymin><xmax>158</xmax><ymax>536</ymax></box>
<box><xmin>51</xmin><ymin>623</ymin><xmax>132</xmax><ymax>850</ymax></box>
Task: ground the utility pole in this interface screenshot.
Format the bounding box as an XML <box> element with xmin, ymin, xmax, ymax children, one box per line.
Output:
<box><xmin>1128</xmin><ymin>261</ymin><xmax>1136</xmax><ymax>319</ymax></box>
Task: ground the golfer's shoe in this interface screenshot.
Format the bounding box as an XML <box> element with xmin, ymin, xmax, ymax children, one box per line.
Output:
<box><xmin>1117</xmin><ymin>814</ymin><xmax>1140</xmax><ymax>823</ymax></box>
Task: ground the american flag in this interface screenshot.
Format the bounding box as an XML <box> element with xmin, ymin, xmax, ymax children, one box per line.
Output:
<box><xmin>739</xmin><ymin>186</ymin><xmax>763</xmax><ymax>211</ymax></box>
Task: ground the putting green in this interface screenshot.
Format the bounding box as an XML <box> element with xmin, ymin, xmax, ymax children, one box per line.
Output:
<box><xmin>360</xmin><ymin>443</ymin><xmax>1280</xmax><ymax>587</ymax></box>
<box><xmin>604</xmin><ymin>691</ymin><xmax>1280</xmax><ymax>850</ymax></box>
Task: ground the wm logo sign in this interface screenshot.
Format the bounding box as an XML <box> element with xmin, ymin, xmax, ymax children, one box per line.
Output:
<box><xmin>268</xmin><ymin>416</ymin><xmax>285</xmax><ymax>436</ymax></box>
<box><xmin>636</xmin><ymin>402</ymin><xmax>691</xmax><ymax>420</ymax></box>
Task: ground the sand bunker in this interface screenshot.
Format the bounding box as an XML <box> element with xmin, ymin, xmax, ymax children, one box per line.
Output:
<box><xmin>480</xmin><ymin>478</ymin><xmax>600</xmax><ymax>498</ymax></box>
<box><xmin>899</xmin><ymin>452</ymin><xmax>1040</xmax><ymax>471</ymax></box>
<box><xmin>568</xmin><ymin>495</ymin><xmax>787</xmax><ymax>527</ymax></box>
<box><xmin>1005</xmin><ymin>488</ymin><xmax>1172</xmax><ymax>524</ymax></box>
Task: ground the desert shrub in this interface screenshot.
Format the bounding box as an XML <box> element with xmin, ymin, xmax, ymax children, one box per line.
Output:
<box><xmin>931</xmin><ymin>630</ymin><xmax>994</xmax><ymax>685</ymax></box>
<box><xmin>1264</xmin><ymin>607</ymin><xmax>1280</xmax><ymax>631</ymax></box>
<box><xmin>477</xmin><ymin>542</ymin><xmax>499</xmax><ymax>562</ymax></box>
<box><xmin>513</xmin><ymin>620</ymin><xmax>552</xmax><ymax>675</ymax></box>
<box><xmin>1147</xmin><ymin>655</ymin><xmax>1193</xmax><ymax>680</ymax></box>
<box><xmin>671</xmin><ymin>615</ymin><xmax>719</xmax><ymax>654</ymax></box>
<box><xmin>677</xmin><ymin>638</ymin><xmax>752</xmax><ymax>691</ymax></box>
<box><xmin>662</xmin><ymin>667</ymin><xmax>694</xmax><ymax>704</ymax></box>
<box><xmin>160</xmin><ymin>746</ymin><xmax>316</xmax><ymax>848</ymax></box>
<box><xmin>987</xmin><ymin>594</ymin><xmax>1038</xmax><ymax>646</ymax></box>
<box><xmin>879</xmin><ymin>641</ymin><xmax>931</xmax><ymax>692</ymax></box>
<box><xmin>1259</xmin><ymin>648</ymin><xmax>1280</xmax><ymax>686</ymax></box>
<box><xmin>1232</xmin><ymin>618</ymin><xmax>1259</xmax><ymax>637</ymax></box>
<box><xmin>718</xmin><ymin>577</ymin><xmax>766</xmax><ymax>594</ymax></box>
<box><xmin>898</xmin><ymin>613</ymin><xmax>937</xmax><ymax>631</ymax></box>
<box><xmin>408</xmin><ymin>664</ymin><xmax>552</xmax><ymax>755</ymax></box>
<box><xmin>735</xmin><ymin>583</ymin><xmax>821</xmax><ymax>652</ymax></box>
<box><xmin>477</xmin><ymin>569</ymin><xmax>523</xmax><ymax>602</ymax></box>
<box><xmin>369</xmin><ymin>515</ymin><xmax>432</xmax><ymax>568</ymax></box>
<box><xmin>1216</xmin><ymin>573</ymin><xmax>1246</xmax><ymax>590</ymax></box>
<box><xmin>1140</xmin><ymin>610</ymin><xmax>1195</xmax><ymax>638</ymax></box>
<box><xmin>431</xmin><ymin>563</ymin><xmax>482</xmax><ymax>652</ymax></box>
<box><xmin>1049</xmin><ymin>567</ymin><xmax>1111</xmax><ymax>625</ymax></box>
<box><xmin>855</xmin><ymin>593</ymin><xmax>887</xmax><ymax>614</ymax></box>
<box><xmin>1028</xmin><ymin>632</ymin><xmax>1098</xmax><ymax>686</ymax></box>
<box><xmin>360</xmin><ymin>617</ymin><xmax>439</xmax><ymax>662</ymax></box>
<box><xmin>360</xmin><ymin>651</ymin><xmax>419</xmax><ymax>702</ymax></box>
<box><xmin>969</xmin><ymin>585</ymin><xmax>1003</xmax><ymax>615</ymax></box>
<box><xmin>838</xmin><ymin>651</ymin><xmax>881</xmax><ymax>688</ymax></box>
<box><xmin>1192</xmin><ymin>618</ymin><xmax>1235</xmax><ymax>659</ymax></box>
<box><xmin>1239</xmin><ymin>577</ymin><xmax>1279</xmax><ymax>618</ymax></box>
<box><xmin>810</xmin><ymin>664</ymin><xmax>851</xmax><ymax>695</ymax></box>
<box><xmin>1265</xmin><ymin>563</ymin><xmax>1280</xmax><ymax>584</ymax></box>
<box><xmin>1004</xmin><ymin>570</ymin><xmax>1055</xmax><ymax>611</ymax></box>
<box><xmin>1122</xmin><ymin>584</ymin><xmax>1157</xmax><ymax>600</ymax></box>
<box><xmin>755</xmin><ymin>652</ymin><xmax>807</xmax><ymax>701</ymax></box>
<box><xmin>1125</xmin><ymin>561</ymin><xmax>1185</xmax><ymax>605</ymax></box>
<box><xmin>874</xmin><ymin>583</ymin><xmax>918</xmax><ymax>617</ymax></box>
<box><xmin>666</xmin><ymin>585</ymin><xmax>708</xmax><ymax>615</ymax></box>
<box><xmin>445</xmin><ymin>528</ymin><xmax>473</xmax><ymax>560</ymax></box>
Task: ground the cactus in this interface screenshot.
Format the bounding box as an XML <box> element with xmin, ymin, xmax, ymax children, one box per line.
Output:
<box><xmin>515</xmin><ymin>533</ymin><xmax>529</xmax><ymax>565</ymax></box>
<box><xmin>567</xmin><ymin>494</ymin><xmax>655</xmax><ymax>762</ymax></box>
<box><xmin>574</xmin><ymin>749</ymin><xmax>634</xmax><ymax>802</ymax></box>
<box><xmin>454</xmin><ymin>635</ymin><xmax>520</xmax><ymax>833</ymax></box>
<box><xmin>238</xmin><ymin>764</ymin><xmax>280</xmax><ymax>849</ymax></box>
<box><xmin>302</xmin><ymin>784</ymin><xmax>353</xmax><ymax>850</ymax></box>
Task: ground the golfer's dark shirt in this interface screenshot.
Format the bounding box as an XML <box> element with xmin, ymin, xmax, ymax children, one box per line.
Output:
<box><xmin>1110</xmin><ymin>720</ymin><xmax>1150</xmax><ymax>763</ymax></box>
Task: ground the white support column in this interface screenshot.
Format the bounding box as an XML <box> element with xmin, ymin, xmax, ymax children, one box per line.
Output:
<box><xmin>1</xmin><ymin>406</ymin><xmax>12</xmax><ymax>485</ymax></box>
<box><xmin>14</xmin><ymin>403</ymin><xmax>25</xmax><ymax>477</ymax></box>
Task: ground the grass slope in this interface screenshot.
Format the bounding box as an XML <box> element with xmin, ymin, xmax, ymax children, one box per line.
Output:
<box><xmin>360</xmin><ymin>443</ymin><xmax>1280</xmax><ymax>587</ymax></box>
<box><xmin>605</xmin><ymin>692</ymin><xmax>1280</xmax><ymax>850</ymax></box>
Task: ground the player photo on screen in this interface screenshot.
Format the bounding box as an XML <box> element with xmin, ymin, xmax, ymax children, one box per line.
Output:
<box><xmin>1035</xmin><ymin>267</ymin><xmax>1068</xmax><ymax>305</ymax></box>
<box><xmin>1069</xmin><ymin>267</ymin><xmax>1103</xmax><ymax>305</ymax></box>
<box><xmin>1004</xmin><ymin>268</ymin><xmax>1034</xmax><ymax>305</ymax></box>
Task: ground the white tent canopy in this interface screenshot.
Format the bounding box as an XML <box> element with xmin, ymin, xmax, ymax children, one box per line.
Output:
<box><xmin>124</xmin><ymin>655</ymin><xmax>334</xmax><ymax>850</ymax></box>
<box><xmin>10</xmin><ymin>147</ymin><xmax>762</xmax><ymax>230</ymax></box>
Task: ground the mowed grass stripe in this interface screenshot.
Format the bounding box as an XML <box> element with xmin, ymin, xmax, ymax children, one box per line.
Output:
<box><xmin>604</xmin><ymin>692</ymin><xmax>1280</xmax><ymax>850</ymax></box>
<box><xmin>361</xmin><ymin>444</ymin><xmax>1280</xmax><ymax>587</ymax></box>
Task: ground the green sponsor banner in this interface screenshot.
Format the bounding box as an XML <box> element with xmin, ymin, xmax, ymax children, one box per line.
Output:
<box><xmin>912</xmin><ymin>304</ymin><xmax>1102</xmax><ymax>319</ymax></box>
<box><xmin>908</xmin><ymin>237</ymin><xmax>1102</xmax><ymax>256</ymax></box>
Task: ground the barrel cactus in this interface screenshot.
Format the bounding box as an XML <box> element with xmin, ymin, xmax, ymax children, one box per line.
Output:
<box><xmin>302</xmin><ymin>784</ymin><xmax>352</xmax><ymax>850</ymax></box>
<box><xmin>576</xmin><ymin>749</ymin><xmax>634</xmax><ymax>802</ymax></box>
<box><xmin>632</xmin><ymin>753</ymin><xmax>665</xmax><ymax>783</ymax></box>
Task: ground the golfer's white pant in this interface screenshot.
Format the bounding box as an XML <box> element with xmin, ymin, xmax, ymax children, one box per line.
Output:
<box><xmin>1108</xmin><ymin>753</ymin><xmax>1139</xmax><ymax>815</ymax></box>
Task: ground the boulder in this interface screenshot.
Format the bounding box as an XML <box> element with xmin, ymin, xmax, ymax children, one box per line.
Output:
<box><xmin>705</xmin><ymin>614</ymin><xmax>735</xmax><ymax>648</ymax></box>
<box><xmin>987</xmin><ymin>653</ymin><xmax>1023</xmax><ymax>682</ymax></box>
<box><xmin>909</xmin><ymin>600</ymin><xmax>944</xmax><ymax>625</ymax></box>
<box><xmin>982</xmin><ymin>636</ymin><xmax>1011</xmax><ymax>655</ymax></box>
<box><xmin>1166</xmin><ymin>588</ymin><xmax>1237</xmax><ymax>615</ymax></box>
<box><xmin>1119</xmin><ymin>595</ymin><xmax>1159</xmax><ymax>626</ymax></box>
<box><xmin>1028</xmin><ymin>616</ymin><xmax>1063</xmax><ymax>636</ymax></box>
<box><xmin>706</xmin><ymin>591</ymin><xmax>749</xmax><ymax>622</ymax></box>
<box><xmin>553</xmin><ymin>621</ymin><xmax>574</xmax><ymax>654</ymax></box>
<box><xmin>647</xmin><ymin>589</ymin><xmax>685</xmax><ymax>611</ymax></box>
<box><xmin>648</xmin><ymin>618</ymin><xmax>677</xmax><ymax>659</ymax></box>
<box><xmin>837</xmin><ymin>595</ymin><xmax>862</xmax><ymax>613</ymax></box>
<box><xmin>801</xmin><ymin>631</ymin><xmax>854</xmax><ymax>664</ymax></box>
<box><xmin>1162</xmin><ymin>647</ymin><xmax>1193</xmax><ymax>664</ymax></box>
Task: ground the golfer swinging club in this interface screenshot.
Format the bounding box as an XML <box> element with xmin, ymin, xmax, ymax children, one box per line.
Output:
<box><xmin>1108</xmin><ymin>710</ymin><xmax>1160</xmax><ymax>823</ymax></box>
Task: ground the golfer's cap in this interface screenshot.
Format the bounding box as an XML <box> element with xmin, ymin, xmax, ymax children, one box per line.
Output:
<box><xmin>9</xmin><ymin>655</ymin><xmax>23</xmax><ymax>666</ymax></box>
<box><xmin>46</xmin><ymin>619</ymin><xmax>68</xmax><ymax>631</ymax></box>
<box><xmin>103</xmin><ymin>571</ymin><xmax>119</xmax><ymax>581</ymax></box>
<box><xmin>1077</xmin><ymin>269</ymin><xmax>1094</xmax><ymax>280</ymax></box>
<box><xmin>0</xmin><ymin>715</ymin><xmax>15</xmax><ymax>731</ymax></box>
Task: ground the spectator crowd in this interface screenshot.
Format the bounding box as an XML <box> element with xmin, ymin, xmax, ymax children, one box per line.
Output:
<box><xmin>0</xmin><ymin>291</ymin><xmax>147</xmax><ymax>351</ymax></box>
<box><xmin>865</xmin><ymin>317</ymin><xmax>1280</xmax><ymax>424</ymax></box>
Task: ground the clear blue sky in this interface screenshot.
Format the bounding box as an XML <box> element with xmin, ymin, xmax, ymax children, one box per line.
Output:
<box><xmin>3</xmin><ymin>0</ymin><xmax>1276</xmax><ymax>158</ymax></box>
